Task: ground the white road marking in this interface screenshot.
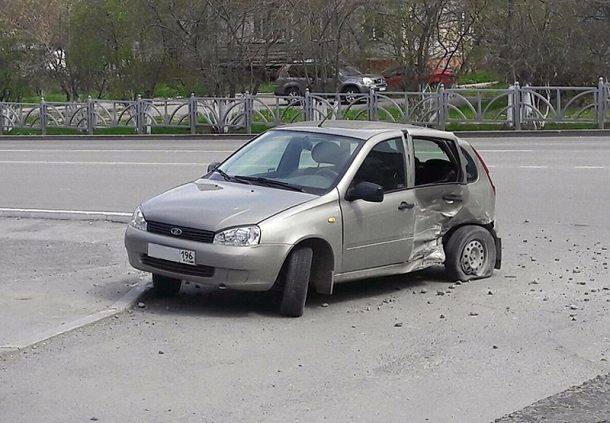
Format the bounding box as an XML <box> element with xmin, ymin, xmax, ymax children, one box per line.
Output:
<box><xmin>0</xmin><ymin>207</ymin><xmax>131</xmax><ymax>216</ymax></box>
<box><xmin>486</xmin><ymin>165</ymin><xmax>606</xmax><ymax>170</ymax></box>
<box><xmin>0</xmin><ymin>149</ymin><xmax>233</xmax><ymax>153</ymax></box>
<box><xmin>573</xmin><ymin>165</ymin><xmax>605</xmax><ymax>169</ymax></box>
<box><xmin>477</xmin><ymin>149</ymin><xmax>533</xmax><ymax>152</ymax></box>
<box><xmin>0</xmin><ymin>160</ymin><xmax>204</xmax><ymax>165</ymax></box>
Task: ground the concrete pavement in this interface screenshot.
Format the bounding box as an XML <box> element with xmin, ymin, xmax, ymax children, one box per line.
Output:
<box><xmin>0</xmin><ymin>218</ymin><xmax>145</xmax><ymax>351</ymax></box>
<box><xmin>0</xmin><ymin>135</ymin><xmax>609</xmax><ymax>422</ymax></box>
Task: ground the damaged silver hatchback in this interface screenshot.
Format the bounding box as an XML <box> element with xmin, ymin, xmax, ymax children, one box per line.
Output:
<box><xmin>125</xmin><ymin>121</ymin><xmax>501</xmax><ymax>317</ymax></box>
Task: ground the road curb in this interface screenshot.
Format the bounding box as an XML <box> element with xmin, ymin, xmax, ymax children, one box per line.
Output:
<box><xmin>0</xmin><ymin>208</ymin><xmax>131</xmax><ymax>223</ymax></box>
<box><xmin>0</xmin><ymin>281</ymin><xmax>151</xmax><ymax>354</ymax></box>
<box><xmin>0</xmin><ymin>134</ymin><xmax>254</xmax><ymax>141</ymax></box>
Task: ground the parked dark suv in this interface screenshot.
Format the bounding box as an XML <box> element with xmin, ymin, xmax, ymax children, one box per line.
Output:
<box><xmin>274</xmin><ymin>63</ymin><xmax>387</xmax><ymax>97</ymax></box>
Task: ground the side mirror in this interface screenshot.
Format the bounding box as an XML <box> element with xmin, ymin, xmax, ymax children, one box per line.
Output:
<box><xmin>346</xmin><ymin>182</ymin><xmax>384</xmax><ymax>203</ymax></box>
<box><xmin>207</xmin><ymin>162</ymin><xmax>221</xmax><ymax>173</ymax></box>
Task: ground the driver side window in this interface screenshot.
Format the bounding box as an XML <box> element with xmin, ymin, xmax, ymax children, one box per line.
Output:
<box><xmin>352</xmin><ymin>138</ymin><xmax>406</xmax><ymax>192</ymax></box>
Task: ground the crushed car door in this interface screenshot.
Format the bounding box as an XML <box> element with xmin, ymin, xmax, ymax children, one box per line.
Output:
<box><xmin>408</xmin><ymin>136</ymin><xmax>468</xmax><ymax>262</ymax></box>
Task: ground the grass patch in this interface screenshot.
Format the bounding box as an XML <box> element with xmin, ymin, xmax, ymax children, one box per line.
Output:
<box><xmin>458</xmin><ymin>71</ymin><xmax>501</xmax><ymax>85</ymax></box>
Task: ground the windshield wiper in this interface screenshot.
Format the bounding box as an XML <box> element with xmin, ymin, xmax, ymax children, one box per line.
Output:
<box><xmin>235</xmin><ymin>176</ymin><xmax>304</xmax><ymax>192</ymax></box>
<box><xmin>212</xmin><ymin>168</ymin><xmax>252</xmax><ymax>185</ymax></box>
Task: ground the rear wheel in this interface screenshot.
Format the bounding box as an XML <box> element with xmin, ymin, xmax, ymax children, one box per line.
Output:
<box><xmin>445</xmin><ymin>226</ymin><xmax>496</xmax><ymax>281</ymax></box>
<box><xmin>279</xmin><ymin>247</ymin><xmax>313</xmax><ymax>317</ymax></box>
<box><xmin>152</xmin><ymin>274</ymin><xmax>182</xmax><ymax>297</ymax></box>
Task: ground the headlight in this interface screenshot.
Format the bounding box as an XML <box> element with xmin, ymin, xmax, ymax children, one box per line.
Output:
<box><xmin>362</xmin><ymin>77</ymin><xmax>374</xmax><ymax>86</ymax></box>
<box><xmin>129</xmin><ymin>206</ymin><xmax>147</xmax><ymax>231</ymax></box>
<box><xmin>214</xmin><ymin>225</ymin><xmax>261</xmax><ymax>247</ymax></box>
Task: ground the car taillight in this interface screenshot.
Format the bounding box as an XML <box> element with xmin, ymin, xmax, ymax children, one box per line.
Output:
<box><xmin>473</xmin><ymin>147</ymin><xmax>496</xmax><ymax>195</ymax></box>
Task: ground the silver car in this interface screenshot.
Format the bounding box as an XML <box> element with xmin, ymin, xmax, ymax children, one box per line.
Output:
<box><xmin>125</xmin><ymin>121</ymin><xmax>501</xmax><ymax>317</ymax></box>
<box><xmin>274</xmin><ymin>64</ymin><xmax>387</xmax><ymax>98</ymax></box>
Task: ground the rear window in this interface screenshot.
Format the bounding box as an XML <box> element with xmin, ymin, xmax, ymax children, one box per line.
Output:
<box><xmin>461</xmin><ymin>147</ymin><xmax>478</xmax><ymax>183</ymax></box>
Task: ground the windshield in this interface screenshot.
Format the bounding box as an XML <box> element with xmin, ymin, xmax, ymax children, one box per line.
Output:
<box><xmin>211</xmin><ymin>130</ymin><xmax>363</xmax><ymax>194</ymax></box>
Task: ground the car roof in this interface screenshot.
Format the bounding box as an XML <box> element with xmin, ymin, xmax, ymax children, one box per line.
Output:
<box><xmin>275</xmin><ymin>120</ymin><xmax>457</xmax><ymax>141</ymax></box>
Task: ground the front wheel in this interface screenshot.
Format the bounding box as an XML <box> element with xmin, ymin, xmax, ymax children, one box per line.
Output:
<box><xmin>445</xmin><ymin>226</ymin><xmax>496</xmax><ymax>282</ymax></box>
<box><xmin>341</xmin><ymin>86</ymin><xmax>360</xmax><ymax>103</ymax></box>
<box><xmin>152</xmin><ymin>274</ymin><xmax>182</xmax><ymax>297</ymax></box>
<box><xmin>279</xmin><ymin>247</ymin><xmax>313</xmax><ymax>317</ymax></box>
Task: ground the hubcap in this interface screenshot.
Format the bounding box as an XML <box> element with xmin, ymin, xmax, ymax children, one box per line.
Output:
<box><xmin>460</xmin><ymin>240</ymin><xmax>486</xmax><ymax>275</ymax></box>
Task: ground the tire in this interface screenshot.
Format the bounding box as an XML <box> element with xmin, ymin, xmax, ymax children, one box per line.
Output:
<box><xmin>341</xmin><ymin>85</ymin><xmax>360</xmax><ymax>103</ymax></box>
<box><xmin>445</xmin><ymin>226</ymin><xmax>496</xmax><ymax>282</ymax></box>
<box><xmin>285</xmin><ymin>86</ymin><xmax>301</xmax><ymax>97</ymax></box>
<box><xmin>279</xmin><ymin>247</ymin><xmax>313</xmax><ymax>317</ymax></box>
<box><xmin>152</xmin><ymin>274</ymin><xmax>182</xmax><ymax>297</ymax></box>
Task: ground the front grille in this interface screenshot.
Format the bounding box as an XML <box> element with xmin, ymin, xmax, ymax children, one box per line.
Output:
<box><xmin>141</xmin><ymin>255</ymin><xmax>215</xmax><ymax>278</ymax></box>
<box><xmin>374</xmin><ymin>78</ymin><xmax>384</xmax><ymax>85</ymax></box>
<box><xmin>147</xmin><ymin>221</ymin><xmax>215</xmax><ymax>243</ymax></box>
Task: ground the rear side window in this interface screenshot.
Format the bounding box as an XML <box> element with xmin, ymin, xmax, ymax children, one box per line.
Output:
<box><xmin>413</xmin><ymin>138</ymin><xmax>460</xmax><ymax>185</ymax></box>
<box><xmin>461</xmin><ymin>147</ymin><xmax>478</xmax><ymax>183</ymax></box>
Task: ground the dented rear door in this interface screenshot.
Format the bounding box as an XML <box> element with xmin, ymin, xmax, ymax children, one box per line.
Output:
<box><xmin>406</xmin><ymin>135</ymin><xmax>469</xmax><ymax>262</ymax></box>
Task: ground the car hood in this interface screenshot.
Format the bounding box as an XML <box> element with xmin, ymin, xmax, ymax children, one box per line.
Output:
<box><xmin>341</xmin><ymin>73</ymin><xmax>384</xmax><ymax>82</ymax></box>
<box><xmin>141</xmin><ymin>179</ymin><xmax>317</xmax><ymax>231</ymax></box>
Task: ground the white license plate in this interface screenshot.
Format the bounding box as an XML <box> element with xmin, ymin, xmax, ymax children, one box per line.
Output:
<box><xmin>379</xmin><ymin>87</ymin><xmax>387</xmax><ymax>91</ymax></box>
<box><xmin>148</xmin><ymin>243</ymin><xmax>196</xmax><ymax>266</ymax></box>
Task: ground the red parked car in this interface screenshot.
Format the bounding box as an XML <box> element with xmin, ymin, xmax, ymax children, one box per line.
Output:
<box><xmin>383</xmin><ymin>65</ymin><xmax>455</xmax><ymax>90</ymax></box>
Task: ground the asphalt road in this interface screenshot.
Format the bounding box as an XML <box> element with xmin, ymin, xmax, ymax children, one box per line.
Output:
<box><xmin>1</xmin><ymin>136</ymin><xmax>610</xmax><ymax>226</ymax></box>
<box><xmin>0</xmin><ymin>135</ymin><xmax>609</xmax><ymax>422</ymax></box>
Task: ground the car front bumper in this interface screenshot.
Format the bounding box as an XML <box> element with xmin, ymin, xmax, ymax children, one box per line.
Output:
<box><xmin>125</xmin><ymin>226</ymin><xmax>291</xmax><ymax>291</ymax></box>
<box><xmin>359</xmin><ymin>84</ymin><xmax>387</xmax><ymax>93</ymax></box>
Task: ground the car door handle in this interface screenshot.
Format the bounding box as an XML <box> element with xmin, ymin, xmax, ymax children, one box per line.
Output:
<box><xmin>443</xmin><ymin>194</ymin><xmax>463</xmax><ymax>203</ymax></box>
<box><xmin>398</xmin><ymin>201</ymin><xmax>414</xmax><ymax>210</ymax></box>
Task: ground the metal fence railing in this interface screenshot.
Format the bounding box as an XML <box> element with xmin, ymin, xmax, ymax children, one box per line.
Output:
<box><xmin>1</xmin><ymin>79</ymin><xmax>608</xmax><ymax>134</ymax></box>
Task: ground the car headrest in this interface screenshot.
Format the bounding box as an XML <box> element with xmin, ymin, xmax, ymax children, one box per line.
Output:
<box><xmin>311</xmin><ymin>142</ymin><xmax>342</xmax><ymax>166</ymax></box>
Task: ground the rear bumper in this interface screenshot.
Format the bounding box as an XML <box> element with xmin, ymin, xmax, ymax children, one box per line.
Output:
<box><xmin>124</xmin><ymin>226</ymin><xmax>291</xmax><ymax>291</ymax></box>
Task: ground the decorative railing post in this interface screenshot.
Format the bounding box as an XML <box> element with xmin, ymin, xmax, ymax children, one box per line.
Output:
<box><xmin>0</xmin><ymin>102</ymin><xmax>5</xmax><ymax>135</ymax></box>
<box><xmin>244</xmin><ymin>91</ymin><xmax>253</xmax><ymax>133</ymax></box>
<box><xmin>188</xmin><ymin>93</ymin><xmax>197</xmax><ymax>135</ymax></box>
<box><xmin>598</xmin><ymin>77</ymin><xmax>607</xmax><ymax>129</ymax></box>
<box><xmin>135</xmin><ymin>95</ymin><xmax>144</xmax><ymax>134</ymax></box>
<box><xmin>368</xmin><ymin>88</ymin><xmax>378</xmax><ymax>121</ymax></box>
<box><xmin>86</xmin><ymin>96</ymin><xmax>95</xmax><ymax>135</ymax></box>
<box><xmin>304</xmin><ymin>89</ymin><xmax>313</xmax><ymax>121</ymax></box>
<box><xmin>436</xmin><ymin>84</ymin><xmax>447</xmax><ymax>130</ymax></box>
<box><xmin>40</xmin><ymin>97</ymin><xmax>47</xmax><ymax>135</ymax></box>
<box><xmin>512</xmin><ymin>82</ymin><xmax>521</xmax><ymax>130</ymax></box>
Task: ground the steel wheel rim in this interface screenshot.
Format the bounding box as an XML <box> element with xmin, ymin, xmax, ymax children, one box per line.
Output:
<box><xmin>460</xmin><ymin>240</ymin><xmax>486</xmax><ymax>275</ymax></box>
